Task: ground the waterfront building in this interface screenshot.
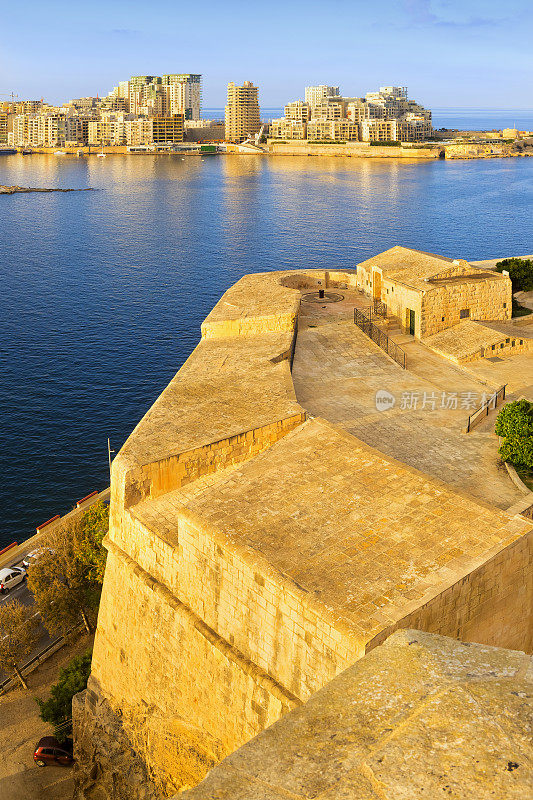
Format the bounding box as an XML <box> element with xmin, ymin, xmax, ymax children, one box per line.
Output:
<box><xmin>225</xmin><ymin>81</ymin><xmax>261</xmax><ymax>143</ymax></box>
<box><xmin>152</xmin><ymin>115</ymin><xmax>184</xmax><ymax>144</ymax></box>
<box><xmin>306</xmin><ymin>118</ymin><xmax>358</xmax><ymax>142</ymax></box>
<box><xmin>88</xmin><ymin>115</ymin><xmax>127</xmax><ymax>146</ymax></box>
<box><xmin>360</xmin><ymin>118</ymin><xmax>399</xmax><ymax>142</ymax></box>
<box><xmin>10</xmin><ymin>112</ymin><xmax>67</xmax><ymax>147</ymax></box>
<box><xmin>184</xmin><ymin>119</ymin><xmax>225</xmax><ymax>142</ymax></box>
<box><xmin>284</xmin><ymin>101</ymin><xmax>310</xmax><ymax>122</ymax></box>
<box><xmin>272</xmin><ymin>85</ymin><xmax>432</xmax><ymax>145</ymax></box>
<box><xmin>269</xmin><ymin>118</ymin><xmax>307</xmax><ymax>140</ymax></box>
<box><xmin>0</xmin><ymin>112</ymin><xmax>8</xmax><ymax>145</ymax></box>
<box><xmin>162</xmin><ymin>74</ymin><xmax>202</xmax><ymax>120</ymax></box>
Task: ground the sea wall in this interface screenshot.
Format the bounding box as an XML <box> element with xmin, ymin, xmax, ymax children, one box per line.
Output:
<box><xmin>267</xmin><ymin>141</ymin><xmax>441</xmax><ymax>158</ymax></box>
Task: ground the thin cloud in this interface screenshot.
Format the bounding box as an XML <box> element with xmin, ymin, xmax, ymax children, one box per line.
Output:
<box><xmin>403</xmin><ymin>0</ymin><xmax>505</xmax><ymax>29</ymax></box>
<box><xmin>109</xmin><ymin>28</ymin><xmax>141</xmax><ymax>37</ymax></box>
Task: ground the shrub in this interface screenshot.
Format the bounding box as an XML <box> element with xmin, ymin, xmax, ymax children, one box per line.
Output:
<box><xmin>36</xmin><ymin>650</ymin><xmax>92</xmax><ymax>741</ymax></box>
<box><xmin>495</xmin><ymin>400</ymin><xmax>533</xmax><ymax>469</ymax></box>
<box><xmin>495</xmin><ymin>258</ymin><xmax>533</xmax><ymax>293</ymax></box>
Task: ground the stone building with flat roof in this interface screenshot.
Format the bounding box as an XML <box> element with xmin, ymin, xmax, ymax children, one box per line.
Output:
<box><xmin>357</xmin><ymin>246</ymin><xmax>512</xmax><ymax>337</ymax></box>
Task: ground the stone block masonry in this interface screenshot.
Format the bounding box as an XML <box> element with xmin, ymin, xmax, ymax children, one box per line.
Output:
<box><xmin>73</xmin><ymin>266</ymin><xmax>533</xmax><ymax>799</ymax></box>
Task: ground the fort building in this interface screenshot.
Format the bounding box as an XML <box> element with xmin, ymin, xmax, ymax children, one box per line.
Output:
<box><xmin>73</xmin><ymin>264</ymin><xmax>532</xmax><ymax>799</ymax></box>
<box><xmin>356</xmin><ymin>246</ymin><xmax>512</xmax><ymax>337</ymax></box>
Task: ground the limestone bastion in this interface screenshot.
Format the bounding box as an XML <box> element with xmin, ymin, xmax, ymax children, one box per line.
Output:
<box><xmin>73</xmin><ymin>269</ymin><xmax>533</xmax><ymax>799</ymax></box>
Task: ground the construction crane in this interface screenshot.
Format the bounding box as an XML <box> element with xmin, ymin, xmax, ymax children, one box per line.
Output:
<box><xmin>0</xmin><ymin>92</ymin><xmax>18</xmax><ymax>100</ymax></box>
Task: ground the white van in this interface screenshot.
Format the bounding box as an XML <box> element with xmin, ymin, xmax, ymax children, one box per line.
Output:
<box><xmin>0</xmin><ymin>567</ymin><xmax>26</xmax><ymax>594</ymax></box>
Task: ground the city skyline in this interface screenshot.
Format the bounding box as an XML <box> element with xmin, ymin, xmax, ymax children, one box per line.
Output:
<box><xmin>1</xmin><ymin>0</ymin><xmax>531</xmax><ymax>109</ymax></box>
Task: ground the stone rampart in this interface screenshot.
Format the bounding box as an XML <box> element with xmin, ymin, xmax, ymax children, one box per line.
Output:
<box><xmin>74</xmin><ymin>268</ymin><xmax>533</xmax><ymax>799</ymax></box>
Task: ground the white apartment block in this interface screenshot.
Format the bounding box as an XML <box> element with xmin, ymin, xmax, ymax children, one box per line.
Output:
<box><xmin>307</xmin><ymin>118</ymin><xmax>359</xmax><ymax>142</ymax></box>
<box><xmin>284</xmin><ymin>101</ymin><xmax>310</xmax><ymax>122</ymax></box>
<box><xmin>10</xmin><ymin>113</ymin><xmax>67</xmax><ymax>147</ymax></box>
<box><xmin>270</xmin><ymin>118</ymin><xmax>307</xmax><ymax>139</ymax></box>
<box><xmin>360</xmin><ymin>118</ymin><xmax>398</xmax><ymax>142</ymax></box>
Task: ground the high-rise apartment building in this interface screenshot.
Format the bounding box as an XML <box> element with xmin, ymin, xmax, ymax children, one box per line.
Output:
<box><xmin>0</xmin><ymin>113</ymin><xmax>8</xmax><ymax>145</ymax></box>
<box><xmin>125</xmin><ymin>74</ymin><xmax>201</xmax><ymax>119</ymax></box>
<box><xmin>225</xmin><ymin>81</ymin><xmax>261</xmax><ymax>143</ymax></box>
<box><xmin>162</xmin><ymin>74</ymin><xmax>201</xmax><ymax>119</ymax></box>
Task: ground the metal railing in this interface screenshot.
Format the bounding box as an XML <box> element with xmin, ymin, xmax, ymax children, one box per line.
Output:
<box><xmin>371</xmin><ymin>299</ymin><xmax>387</xmax><ymax>318</ymax></box>
<box><xmin>466</xmin><ymin>385</ymin><xmax>507</xmax><ymax>432</ymax></box>
<box><xmin>354</xmin><ymin>308</ymin><xmax>406</xmax><ymax>369</ymax></box>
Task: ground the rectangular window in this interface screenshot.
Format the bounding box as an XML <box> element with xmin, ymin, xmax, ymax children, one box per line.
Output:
<box><xmin>460</xmin><ymin>309</ymin><xmax>470</xmax><ymax>319</ymax></box>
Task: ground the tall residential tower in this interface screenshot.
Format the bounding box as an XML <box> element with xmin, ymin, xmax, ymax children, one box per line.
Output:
<box><xmin>225</xmin><ymin>81</ymin><xmax>260</xmax><ymax>143</ymax></box>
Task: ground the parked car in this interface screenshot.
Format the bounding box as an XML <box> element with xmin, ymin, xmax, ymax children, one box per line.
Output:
<box><xmin>33</xmin><ymin>737</ymin><xmax>74</xmax><ymax>767</ymax></box>
<box><xmin>22</xmin><ymin>548</ymin><xmax>54</xmax><ymax>569</ymax></box>
<box><xmin>0</xmin><ymin>566</ymin><xmax>26</xmax><ymax>594</ymax></box>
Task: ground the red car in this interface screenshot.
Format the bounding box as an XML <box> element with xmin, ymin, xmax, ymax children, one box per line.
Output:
<box><xmin>33</xmin><ymin>736</ymin><xmax>74</xmax><ymax>767</ymax></box>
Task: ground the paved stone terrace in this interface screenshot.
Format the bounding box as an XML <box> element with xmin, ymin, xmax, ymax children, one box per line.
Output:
<box><xmin>292</xmin><ymin>290</ymin><xmax>523</xmax><ymax>509</ymax></box>
<box><xmin>136</xmin><ymin>416</ymin><xmax>530</xmax><ymax>645</ymax></box>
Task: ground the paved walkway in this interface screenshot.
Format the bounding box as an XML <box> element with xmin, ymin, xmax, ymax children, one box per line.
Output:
<box><xmin>292</xmin><ymin>291</ymin><xmax>522</xmax><ymax>510</ymax></box>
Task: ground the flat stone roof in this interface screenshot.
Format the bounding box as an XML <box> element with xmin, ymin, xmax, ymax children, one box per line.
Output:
<box><xmin>119</xmin><ymin>330</ymin><xmax>303</xmax><ymax>468</ymax></box>
<box><xmin>423</xmin><ymin>320</ymin><xmax>507</xmax><ymax>361</ymax></box>
<box><xmin>136</xmin><ymin>417</ymin><xmax>530</xmax><ymax>644</ymax></box>
<box><xmin>357</xmin><ymin>246</ymin><xmax>505</xmax><ymax>292</ymax></box>
<box><xmin>180</xmin><ymin>629</ymin><xmax>533</xmax><ymax>800</ymax></box>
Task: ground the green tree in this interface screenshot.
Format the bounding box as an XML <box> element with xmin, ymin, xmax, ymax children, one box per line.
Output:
<box><xmin>28</xmin><ymin>503</ymin><xmax>108</xmax><ymax>637</ymax></box>
<box><xmin>76</xmin><ymin>501</ymin><xmax>109</xmax><ymax>585</ymax></box>
<box><xmin>495</xmin><ymin>399</ymin><xmax>533</xmax><ymax>469</ymax></box>
<box><xmin>0</xmin><ymin>600</ymin><xmax>41</xmax><ymax>689</ymax></box>
<box><xmin>36</xmin><ymin>650</ymin><xmax>92</xmax><ymax>740</ymax></box>
<box><xmin>495</xmin><ymin>258</ymin><xmax>533</xmax><ymax>293</ymax></box>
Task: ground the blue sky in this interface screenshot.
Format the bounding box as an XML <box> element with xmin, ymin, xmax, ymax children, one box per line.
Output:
<box><xmin>0</xmin><ymin>0</ymin><xmax>531</xmax><ymax>109</ymax></box>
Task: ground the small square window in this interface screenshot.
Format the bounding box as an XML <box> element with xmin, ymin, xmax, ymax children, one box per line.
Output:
<box><xmin>505</xmin><ymin>338</ymin><xmax>510</xmax><ymax>343</ymax></box>
<box><xmin>503</xmin><ymin>302</ymin><xmax>507</xmax><ymax>308</ymax></box>
<box><xmin>520</xmin><ymin>340</ymin><xmax>524</xmax><ymax>345</ymax></box>
<box><xmin>441</xmin><ymin>316</ymin><xmax>445</xmax><ymax>322</ymax></box>
<box><xmin>500</xmin><ymin>343</ymin><xmax>504</xmax><ymax>348</ymax></box>
<box><xmin>460</xmin><ymin>308</ymin><xmax>470</xmax><ymax>319</ymax></box>
<box><xmin>512</xmin><ymin>341</ymin><xmax>515</xmax><ymax>346</ymax></box>
<box><xmin>491</xmin><ymin>344</ymin><xmax>495</xmax><ymax>350</ymax></box>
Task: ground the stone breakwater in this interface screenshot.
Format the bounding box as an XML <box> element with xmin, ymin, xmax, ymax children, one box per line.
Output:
<box><xmin>0</xmin><ymin>185</ymin><xmax>93</xmax><ymax>194</ymax></box>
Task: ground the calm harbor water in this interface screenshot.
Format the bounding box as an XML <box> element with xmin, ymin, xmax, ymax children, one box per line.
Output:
<box><xmin>0</xmin><ymin>153</ymin><xmax>532</xmax><ymax>547</ymax></box>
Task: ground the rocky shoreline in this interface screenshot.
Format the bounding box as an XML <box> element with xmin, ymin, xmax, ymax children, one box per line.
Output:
<box><xmin>0</xmin><ymin>185</ymin><xmax>93</xmax><ymax>194</ymax></box>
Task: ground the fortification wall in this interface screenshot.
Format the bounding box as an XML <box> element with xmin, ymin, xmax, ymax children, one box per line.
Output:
<box><xmin>74</xmin><ymin>267</ymin><xmax>532</xmax><ymax>799</ymax></box>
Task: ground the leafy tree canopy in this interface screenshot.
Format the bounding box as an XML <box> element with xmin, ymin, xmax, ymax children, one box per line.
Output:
<box><xmin>0</xmin><ymin>600</ymin><xmax>41</xmax><ymax>689</ymax></box>
<box><xmin>36</xmin><ymin>649</ymin><xmax>92</xmax><ymax>741</ymax></box>
<box><xmin>495</xmin><ymin>258</ymin><xmax>533</xmax><ymax>293</ymax></box>
<box><xmin>27</xmin><ymin>502</ymin><xmax>108</xmax><ymax>637</ymax></box>
<box><xmin>495</xmin><ymin>399</ymin><xmax>533</xmax><ymax>469</ymax></box>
